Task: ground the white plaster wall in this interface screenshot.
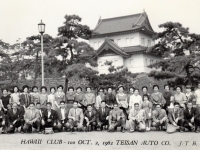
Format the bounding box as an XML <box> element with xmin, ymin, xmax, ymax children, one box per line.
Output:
<box><xmin>89</xmin><ymin>32</ymin><xmax>140</xmax><ymax>50</ymax></box>
<box><xmin>139</xmin><ymin>32</ymin><xmax>155</xmax><ymax>47</ymax></box>
<box><xmin>124</xmin><ymin>54</ymin><xmax>145</xmax><ymax>73</ymax></box>
<box><xmin>97</xmin><ymin>55</ymin><xmax>124</xmax><ymax>74</ymax></box>
<box><xmin>143</xmin><ymin>54</ymin><xmax>161</xmax><ymax>73</ymax></box>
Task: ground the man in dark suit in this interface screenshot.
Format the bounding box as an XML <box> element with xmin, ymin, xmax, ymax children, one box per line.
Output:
<box><xmin>41</xmin><ymin>102</ymin><xmax>57</xmax><ymax>133</ymax></box>
<box><xmin>168</xmin><ymin>102</ymin><xmax>185</xmax><ymax>132</ymax></box>
<box><xmin>84</xmin><ymin>104</ymin><xmax>97</xmax><ymax>131</ymax></box>
<box><xmin>183</xmin><ymin>102</ymin><xmax>195</xmax><ymax>131</ymax></box>
<box><xmin>36</xmin><ymin>102</ymin><xmax>46</xmax><ymax>133</ymax></box>
<box><xmin>96</xmin><ymin>101</ymin><xmax>110</xmax><ymax>131</ymax></box>
<box><xmin>6</xmin><ymin>102</ymin><xmax>24</xmax><ymax>133</ymax></box>
<box><xmin>0</xmin><ymin>104</ymin><xmax>6</xmax><ymax>133</ymax></box>
<box><xmin>56</xmin><ymin>101</ymin><xmax>69</xmax><ymax>132</ymax></box>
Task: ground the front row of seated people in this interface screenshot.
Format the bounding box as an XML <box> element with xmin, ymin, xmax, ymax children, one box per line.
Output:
<box><xmin>1</xmin><ymin>98</ymin><xmax>200</xmax><ymax>134</ymax></box>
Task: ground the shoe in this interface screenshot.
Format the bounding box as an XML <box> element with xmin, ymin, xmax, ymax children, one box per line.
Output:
<box><xmin>130</xmin><ymin>129</ymin><xmax>134</xmax><ymax>133</ymax></box>
<box><xmin>121</xmin><ymin>127</ymin><xmax>125</xmax><ymax>133</ymax></box>
<box><xmin>20</xmin><ymin>131</ymin><xmax>24</xmax><ymax>134</ymax></box>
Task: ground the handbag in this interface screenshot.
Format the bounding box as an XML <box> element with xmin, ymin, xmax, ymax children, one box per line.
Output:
<box><xmin>166</xmin><ymin>124</ymin><xmax>177</xmax><ymax>133</ymax></box>
<box><xmin>120</xmin><ymin>101</ymin><xmax>128</xmax><ymax>109</ymax></box>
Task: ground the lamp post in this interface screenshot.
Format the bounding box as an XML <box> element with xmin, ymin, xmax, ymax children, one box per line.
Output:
<box><xmin>38</xmin><ymin>20</ymin><xmax>45</xmax><ymax>86</ymax></box>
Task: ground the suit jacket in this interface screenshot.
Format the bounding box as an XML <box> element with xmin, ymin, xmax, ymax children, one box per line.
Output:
<box><xmin>152</xmin><ymin>109</ymin><xmax>167</xmax><ymax>122</ymax></box>
<box><xmin>109</xmin><ymin>108</ymin><xmax>124</xmax><ymax>123</ymax></box>
<box><xmin>0</xmin><ymin>110</ymin><xmax>5</xmax><ymax>120</ymax></box>
<box><xmin>96</xmin><ymin>107</ymin><xmax>110</xmax><ymax>123</ymax></box>
<box><xmin>20</xmin><ymin>93</ymin><xmax>31</xmax><ymax>108</ymax></box>
<box><xmin>24</xmin><ymin>108</ymin><xmax>40</xmax><ymax>123</ymax></box>
<box><xmin>68</xmin><ymin>108</ymin><xmax>84</xmax><ymax>124</ymax></box>
<box><xmin>129</xmin><ymin>109</ymin><xmax>146</xmax><ymax>121</ymax></box>
<box><xmin>42</xmin><ymin>109</ymin><xmax>57</xmax><ymax>124</ymax></box>
<box><xmin>84</xmin><ymin>110</ymin><xmax>96</xmax><ymax>123</ymax></box>
<box><xmin>7</xmin><ymin>109</ymin><xmax>23</xmax><ymax>125</ymax></box>
<box><xmin>184</xmin><ymin>108</ymin><xmax>195</xmax><ymax>123</ymax></box>
<box><xmin>168</xmin><ymin>108</ymin><xmax>184</xmax><ymax>124</ymax></box>
<box><xmin>56</xmin><ymin>108</ymin><xmax>69</xmax><ymax>123</ymax></box>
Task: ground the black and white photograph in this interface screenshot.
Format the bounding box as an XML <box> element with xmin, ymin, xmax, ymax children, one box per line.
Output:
<box><xmin>0</xmin><ymin>0</ymin><xmax>200</xmax><ymax>149</ymax></box>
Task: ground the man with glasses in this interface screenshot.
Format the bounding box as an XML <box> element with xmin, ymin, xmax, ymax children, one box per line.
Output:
<box><xmin>152</xmin><ymin>104</ymin><xmax>168</xmax><ymax>131</ymax></box>
<box><xmin>108</xmin><ymin>103</ymin><xmax>126</xmax><ymax>133</ymax></box>
<box><xmin>68</xmin><ymin>101</ymin><xmax>84</xmax><ymax>132</ymax></box>
<box><xmin>7</xmin><ymin>102</ymin><xmax>24</xmax><ymax>133</ymax></box>
<box><xmin>22</xmin><ymin>102</ymin><xmax>40</xmax><ymax>133</ymax></box>
<box><xmin>168</xmin><ymin>102</ymin><xmax>185</xmax><ymax>132</ymax></box>
<box><xmin>128</xmin><ymin>103</ymin><xmax>146</xmax><ymax>132</ymax></box>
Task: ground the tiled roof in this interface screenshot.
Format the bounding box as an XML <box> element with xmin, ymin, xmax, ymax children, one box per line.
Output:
<box><xmin>96</xmin><ymin>38</ymin><xmax>129</xmax><ymax>57</ymax></box>
<box><xmin>93</xmin><ymin>12</ymin><xmax>154</xmax><ymax>35</ymax></box>
<box><xmin>123</xmin><ymin>45</ymin><xmax>147</xmax><ymax>53</ymax></box>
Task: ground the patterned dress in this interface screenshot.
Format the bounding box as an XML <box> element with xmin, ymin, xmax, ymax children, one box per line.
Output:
<box><xmin>39</xmin><ymin>93</ymin><xmax>48</xmax><ymax>108</ymax></box>
<box><xmin>54</xmin><ymin>92</ymin><xmax>65</xmax><ymax>109</ymax></box>
<box><xmin>141</xmin><ymin>100</ymin><xmax>152</xmax><ymax>119</ymax></box>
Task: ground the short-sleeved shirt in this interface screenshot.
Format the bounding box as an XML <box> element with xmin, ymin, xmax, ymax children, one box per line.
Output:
<box><xmin>195</xmin><ymin>89</ymin><xmax>200</xmax><ymax>105</ymax></box>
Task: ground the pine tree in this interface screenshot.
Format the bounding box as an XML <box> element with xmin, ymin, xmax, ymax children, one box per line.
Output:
<box><xmin>148</xmin><ymin>22</ymin><xmax>200</xmax><ymax>86</ymax></box>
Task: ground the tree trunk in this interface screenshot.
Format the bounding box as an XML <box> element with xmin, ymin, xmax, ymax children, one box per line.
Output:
<box><xmin>70</xmin><ymin>47</ymin><xmax>73</xmax><ymax>65</ymax></box>
<box><xmin>185</xmin><ymin>66</ymin><xmax>192</xmax><ymax>86</ymax></box>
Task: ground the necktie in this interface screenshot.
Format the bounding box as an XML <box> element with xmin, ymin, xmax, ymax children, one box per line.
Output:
<box><xmin>89</xmin><ymin>112</ymin><xmax>91</xmax><ymax>117</ymax></box>
<box><xmin>30</xmin><ymin>110</ymin><xmax>33</xmax><ymax>118</ymax></box>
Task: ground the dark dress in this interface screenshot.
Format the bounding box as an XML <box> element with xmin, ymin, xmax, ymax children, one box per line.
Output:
<box><xmin>1</xmin><ymin>95</ymin><xmax>10</xmax><ymax>109</ymax></box>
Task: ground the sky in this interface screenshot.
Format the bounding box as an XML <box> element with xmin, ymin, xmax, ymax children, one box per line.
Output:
<box><xmin>0</xmin><ymin>0</ymin><xmax>200</xmax><ymax>44</ymax></box>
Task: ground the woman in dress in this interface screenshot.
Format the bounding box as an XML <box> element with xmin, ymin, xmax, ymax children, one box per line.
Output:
<box><xmin>185</xmin><ymin>85</ymin><xmax>196</xmax><ymax>107</ymax></box>
<box><xmin>66</xmin><ymin>87</ymin><xmax>75</xmax><ymax>109</ymax></box>
<box><xmin>10</xmin><ymin>86</ymin><xmax>20</xmax><ymax>105</ymax></box>
<box><xmin>141</xmin><ymin>86</ymin><xmax>150</xmax><ymax>99</ymax></box>
<box><xmin>141</xmin><ymin>94</ymin><xmax>152</xmax><ymax>131</ymax></box>
<box><xmin>96</xmin><ymin>88</ymin><xmax>105</xmax><ymax>109</ymax></box>
<box><xmin>0</xmin><ymin>88</ymin><xmax>11</xmax><ymax>114</ymax></box>
<box><xmin>38</xmin><ymin>86</ymin><xmax>48</xmax><ymax>108</ymax></box>
<box><xmin>127</xmin><ymin>87</ymin><xmax>134</xmax><ymax>105</ymax></box>
<box><xmin>163</xmin><ymin>85</ymin><xmax>174</xmax><ymax>113</ymax></box>
<box><xmin>84</xmin><ymin>87</ymin><xmax>96</xmax><ymax>106</ymax></box>
<box><xmin>105</xmin><ymin>87</ymin><xmax>116</xmax><ymax>110</ymax></box>
<box><xmin>150</xmin><ymin>85</ymin><xmax>166</xmax><ymax>110</ymax></box>
<box><xmin>174</xmin><ymin>86</ymin><xmax>187</xmax><ymax>108</ymax></box>
<box><xmin>30</xmin><ymin>86</ymin><xmax>40</xmax><ymax>105</ymax></box>
<box><xmin>116</xmin><ymin>86</ymin><xmax>128</xmax><ymax>120</ymax></box>
<box><xmin>74</xmin><ymin>87</ymin><xmax>86</xmax><ymax>111</ymax></box>
<box><xmin>20</xmin><ymin>85</ymin><xmax>31</xmax><ymax>108</ymax></box>
<box><xmin>129</xmin><ymin>89</ymin><xmax>143</xmax><ymax>111</ymax></box>
<box><xmin>48</xmin><ymin>87</ymin><xmax>56</xmax><ymax>110</ymax></box>
<box><xmin>54</xmin><ymin>85</ymin><xmax>65</xmax><ymax>109</ymax></box>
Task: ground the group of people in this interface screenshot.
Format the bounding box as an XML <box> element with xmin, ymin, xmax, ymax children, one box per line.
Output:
<box><xmin>0</xmin><ymin>82</ymin><xmax>200</xmax><ymax>134</ymax></box>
